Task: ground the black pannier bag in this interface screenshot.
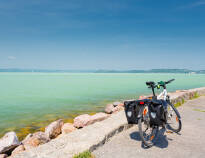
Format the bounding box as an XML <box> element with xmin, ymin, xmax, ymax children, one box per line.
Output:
<box><xmin>124</xmin><ymin>100</ymin><xmax>141</xmax><ymax>124</ymax></box>
<box><xmin>148</xmin><ymin>100</ymin><xmax>167</xmax><ymax>126</ymax></box>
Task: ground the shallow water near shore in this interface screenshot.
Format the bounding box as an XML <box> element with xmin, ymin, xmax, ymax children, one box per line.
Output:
<box><xmin>0</xmin><ymin>72</ymin><xmax>205</xmax><ymax>139</ymax></box>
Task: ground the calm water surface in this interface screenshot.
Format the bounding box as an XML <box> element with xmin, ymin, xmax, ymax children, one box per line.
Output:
<box><xmin>0</xmin><ymin>73</ymin><xmax>205</xmax><ymax>139</ymax></box>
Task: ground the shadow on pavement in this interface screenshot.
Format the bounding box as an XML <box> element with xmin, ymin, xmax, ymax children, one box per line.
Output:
<box><xmin>129</xmin><ymin>128</ymin><xmax>170</xmax><ymax>149</ymax></box>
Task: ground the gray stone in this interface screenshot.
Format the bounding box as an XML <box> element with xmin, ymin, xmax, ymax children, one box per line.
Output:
<box><xmin>22</xmin><ymin>132</ymin><xmax>50</xmax><ymax>150</ymax></box>
<box><xmin>0</xmin><ymin>132</ymin><xmax>20</xmax><ymax>154</ymax></box>
<box><xmin>0</xmin><ymin>154</ymin><xmax>7</xmax><ymax>158</ymax></box>
<box><xmin>113</xmin><ymin>102</ymin><xmax>123</xmax><ymax>107</ymax></box>
<box><xmin>11</xmin><ymin>145</ymin><xmax>25</xmax><ymax>157</ymax></box>
<box><xmin>45</xmin><ymin>119</ymin><xmax>64</xmax><ymax>139</ymax></box>
<box><xmin>90</xmin><ymin>113</ymin><xmax>109</xmax><ymax>123</ymax></box>
<box><xmin>73</xmin><ymin>113</ymin><xmax>109</xmax><ymax>129</ymax></box>
<box><xmin>61</xmin><ymin>123</ymin><xmax>76</xmax><ymax>134</ymax></box>
<box><xmin>105</xmin><ymin>104</ymin><xmax>115</xmax><ymax>114</ymax></box>
<box><xmin>73</xmin><ymin>114</ymin><xmax>91</xmax><ymax>128</ymax></box>
<box><xmin>112</xmin><ymin>106</ymin><xmax>124</xmax><ymax>113</ymax></box>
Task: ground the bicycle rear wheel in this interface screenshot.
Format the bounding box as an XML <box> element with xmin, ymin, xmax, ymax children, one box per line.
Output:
<box><xmin>138</xmin><ymin>106</ymin><xmax>159</xmax><ymax>147</ymax></box>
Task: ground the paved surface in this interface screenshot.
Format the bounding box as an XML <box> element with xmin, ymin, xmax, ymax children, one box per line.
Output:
<box><xmin>93</xmin><ymin>96</ymin><xmax>205</xmax><ymax>158</ymax></box>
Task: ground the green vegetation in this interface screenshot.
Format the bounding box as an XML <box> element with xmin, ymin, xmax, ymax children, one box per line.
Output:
<box><xmin>190</xmin><ymin>92</ymin><xmax>200</xmax><ymax>100</ymax></box>
<box><xmin>174</xmin><ymin>98</ymin><xmax>185</xmax><ymax>108</ymax></box>
<box><xmin>182</xmin><ymin>98</ymin><xmax>185</xmax><ymax>104</ymax></box>
<box><xmin>193</xmin><ymin>92</ymin><xmax>200</xmax><ymax>99</ymax></box>
<box><xmin>174</xmin><ymin>101</ymin><xmax>182</xmax><ymax>108</ymax></box>
<box><xmin>73</xmin><ymin>151</ymin><xmax>95</xmax><ymax>158</ymax></box>
<box><xmin>193</xmin><ymin>109</ymin><xmax>205</xmax><ymax>113</ymax></box>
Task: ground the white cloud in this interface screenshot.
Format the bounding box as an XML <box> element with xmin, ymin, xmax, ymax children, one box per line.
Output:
<box><xmin>190</xmin><ymin>1</ymin><xmax>205</xmax><ymax>7</ymax></box>
<box><xmin>8</xmin><ymin>56</ymin><xmax>16</xmax><ymax>60</ymax></box>
<box><xmin>179</xmin><ymin>0</ymin><xmax>205</xmax><ymax>9</ymax></box>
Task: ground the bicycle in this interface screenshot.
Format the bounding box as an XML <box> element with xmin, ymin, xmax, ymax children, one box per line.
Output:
<box><xmin>137</xmin><ymin>79</ymin><xmax>182</xmax><ymax>147</ymax></box>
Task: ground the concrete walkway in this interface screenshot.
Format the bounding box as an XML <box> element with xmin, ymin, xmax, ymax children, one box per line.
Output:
<box><xmin>93</xmin><ymin>96</ymin><xmax>205</xmax><ymax>158</ymax></box>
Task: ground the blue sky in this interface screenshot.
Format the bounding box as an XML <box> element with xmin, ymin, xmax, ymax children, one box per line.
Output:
<box><xmin>0</xmin><ymin>0</ymin><xmax>205</xmax><ymax>70</ymax></box>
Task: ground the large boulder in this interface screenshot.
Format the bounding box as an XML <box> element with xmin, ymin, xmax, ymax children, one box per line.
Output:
<box><xmin>61</xmin><ymin>123</ymin><xmax>76</xmax><ymax>134</ymax></box>
<box><xmin>90</xmin><ymin>112</ymin><xmax>109</xmax><ymax>122</ymax></box>
<box><xmin>73</xmin><ymin>114</ymin><xmax>91</xmax><ymax>128</ymax></box>
<box><xmin>22</xmin><ymin>132</ymin><xmax>50</xmax><ymax>150</ymax></box>
<box><xmin>45</xmin><ymin>119</ymin><xmax>64</xmax><ymax>139</ymax></box>
<box><xmin>113</xmin><ymin>102</ymin><xmax>123</xmax><ymax>107</ymax></box>
<box><xmin>105</xmin><ymin>103</ymin><xmax>124</xmax><ymax>114</ymax></box>
<box><xmin>73</xmin><ymin>113</ymin><xmax>109</xmax><ymax>129</ymax></box>
<box><xmin>0</xmin><ymin>154</ymin><xmax>7</xmax><ymax>158</ymax></box>
<box><xmin>11</xmin><ymin>145</ymin><xmax>25</xmax><ymax>156</ymax></box>
<box><xmin>105</xmin><ymin>104</ymin><xmax>115</xmax><ymax>114</ymax></box>
<box><xmin>0</xmin><ymin>132</ymin><xmax>20</xmax><ymax>154</ymax></box>
<box><xmin>112</xmin><ymin>106</ymin><xmax>124</xmax><ymax>113</ymax></box>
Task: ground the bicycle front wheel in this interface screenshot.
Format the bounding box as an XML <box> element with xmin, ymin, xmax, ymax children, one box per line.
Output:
<box><xmin>166</xmin><ymin>102</ymin><xmax>182</xmax><ymax>133</ymax></box>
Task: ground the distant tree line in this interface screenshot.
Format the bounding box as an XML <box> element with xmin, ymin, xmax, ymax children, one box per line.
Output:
<box><xmin>95</xmin><ymin>69</ymin><xmax>205</xmax><ymax>74</ymax></box>
<box><xmin>0</xmin><ymin>68</ymin><xmax>205</xmax><ymax>74</ymax></box>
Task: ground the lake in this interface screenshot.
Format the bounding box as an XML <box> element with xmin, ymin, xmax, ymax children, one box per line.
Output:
<box><xmin>0</xmin><ymin>72</ymin><xmax>205</xmax><ymax>139</ymax></box>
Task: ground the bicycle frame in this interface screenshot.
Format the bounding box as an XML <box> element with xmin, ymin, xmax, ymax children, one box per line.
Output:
<box><xmin>157</xmin><ymin>88</ymin><xmax>167</xmax><ymax>101</ymax></box>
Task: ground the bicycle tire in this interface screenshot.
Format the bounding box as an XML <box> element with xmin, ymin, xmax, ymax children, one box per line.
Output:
<box><xmin>166</xmin><ymin>102</ymin><xmax>182</xmax><ymax>133</ymax></box>
<box><xmin>138</xmin><ymin>106</ymin><xmax>159</xmax><ymax>147</ymax></box>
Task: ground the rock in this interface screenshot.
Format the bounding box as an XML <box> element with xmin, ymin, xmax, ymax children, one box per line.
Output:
<box><xmin>0</xmin><ymin>154</ymin><xmax>7</xmax><ymax>158</ymax></box>
<box><xmin>22</xmin><ymin>133</ymin><xmax>32</xmax><ymax>144</ymax></box>
<box><xmin>105</xmin><ymin>102</ymin><xmax>125</xmax><ymax>114</ymax></box>
<box><xmin>11</xmin><ymin>145</ymin><xmax>25</xmax><ymax>156</ymax></box>
<box><xmin>176</xmin><ymin>90</ymin><xmax>187</xmax><ymax>93</ymax></box>
<box><xmin>139</xmin><ymin>95</ymin><xmax>147</xmax><ymax>100</ymax></box>
<box><xmin>56</xmin><ymin>134</ymin><xmax>64</xmax><ymax>138</ymax></box>
<box><xmin>112</xmin><ymin>106</ymin><xmax>124</xmax><ymax>113</ymax></box>
<box><xmin>113</xmin><ymin>102</ymin><xmax>123</xmax><ymax>107</ymax></box>
<box><xmin>105</xmin><ymin>104</ymin><xmax>115</xmax><ymax>114</ymax></box>
<box><xmin>0</xmin><ymin>131</ymin><xmax>20</xmax><ymax>154</ymax></box>
<box><xmin>73</xmin><ymin>113</ymin><xmax>109</xmax><ymax>129</ymax></box>
<box><xmin>61</xmin><ymin>123</ymin><xmax>76</xmax><ymax>134</ymax></box>
<box><xmin>45</xmin><ymin>119</ymin><xmax>64</xmax><ymax>139</ymax></box>
<box><xmin>90</xmin><ymin>113</ymin><xmax>109</xmax><ymax>123</ymax></box>
<box><xmin>73</xmin><ymin>114</ymin><xmax>91</xmax><ymax>128</ymax></box>
<box><xmin>22</xmin><ymin>132</ymin><xmax>50</xmax><ymax>150</ymax></box>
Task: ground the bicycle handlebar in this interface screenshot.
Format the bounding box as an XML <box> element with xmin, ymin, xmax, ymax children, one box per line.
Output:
<box><xmin>146</xmin><ymin>79</ymin><xmax>175</xmax><ymax>88</ymax></box>
<box><xmin>165</xmin><ymin>79</ymin><xmax>175</xmax><ymax>84</ymax></box>
<box><xmin>146</xmin><ymin>79</ymin><xmax>175</xmax><ymax>96</ymax></box>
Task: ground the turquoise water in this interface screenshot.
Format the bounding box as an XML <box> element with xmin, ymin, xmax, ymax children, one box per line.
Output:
<box><xmin>0</xmin><ymin>72</ymin><xmax>205</xmax><ymax>138</ymax></box>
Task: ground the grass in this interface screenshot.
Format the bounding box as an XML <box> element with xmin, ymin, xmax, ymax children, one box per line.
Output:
<box><xmin>182</xmin><ymin>98</ymin><xmax>185</xmax><ymax>104</ymax></box>
<box><xmin>174</xmin><ymin>98</ymin><xmax>185</xmax><ymax>108</ymax></box>
<box><xmin>193</xmin><ymin>109</ymin><xmax>205</xmax><ymax>113</ymax></box>
<box><xmin>73</xmin><ymin>151</ymin><xmax>95</xmax><ymax>158</ymax></box>
<box><xmin>174</xmin><ymin>101</ymin><xmax>182</xmax><ymax>108</ymax></box>
<box><xmin>174</xmin><ymin>92</ymin><xmax>200</xmax><ymax>108</ymax></box>
<box><xmin>191</xmin><ymin>92</ymin><xmax>200</xmax><ymax>100</ymax></box>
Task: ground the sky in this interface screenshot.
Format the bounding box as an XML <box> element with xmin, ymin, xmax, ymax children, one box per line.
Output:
<box><xmin>0</xmin><ymin>0</ymin><xmax>205</xmax><ymax>70</ymax></box>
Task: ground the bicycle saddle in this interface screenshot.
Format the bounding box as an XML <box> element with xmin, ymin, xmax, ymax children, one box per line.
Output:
<box><xmin>146</xmin><ymin>81</ymin><xmax>155</xmax><ymax>86</ymax></box>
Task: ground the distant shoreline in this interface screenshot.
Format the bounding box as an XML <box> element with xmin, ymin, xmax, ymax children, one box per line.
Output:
<box><xmin>0</xmin><ymin>68</ymin><xmax>205</xmax><ymax>74</ymax></box>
